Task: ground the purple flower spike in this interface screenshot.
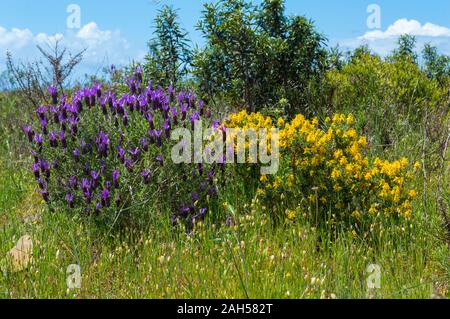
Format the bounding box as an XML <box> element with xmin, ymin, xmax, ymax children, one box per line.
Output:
<box><xmin>141</xmin><ymin>170</ymin><xmax>151</xmax><ymax>184</ymax></box>
<box><xmin>136</xmin><ymin>65</ymin><xmax>143</xmax><ymax>83</ymax></box>
<box><xmin>39</xmin><ymin>188</ymin><xmax>49</xmax><ymax>202</ymax></box>
<box><xmin>49</xmin><ymin>131</ymin><xmax>58</xmax><ymax>148</ymax></box>
<box><xmin>48</xmin><ymin>86</ymin><xmax>57</xmax><ymax>104</ymax></box>
<box><xmin>95</xmin><ymin>202</ymin><xmax>101</xmax><ymax>214</ymax></box>
<box><xmin>148</xmin><ymin>129</ymin><xmax>155</xmax><ymax>144</ymax></box>
<box><xmin>59</xmin><ymin>130</ymin><xmax>67</xmax><ymax>149</ymax></box>
<box><xmin>140</xmin><ymin>138</ymin><xmax>149</xmax><ymax>152</ymax></box>
<box><xmin>90</xmin><ymin>171</ymin><xmax>101</xmax><ymax>189</ymax></box>
<box><xmin>125</xmin><ymin>158</ymin><xmax>134</xmax><ymax>172</ymax></box>
<box><xmin>128</xmin><ymin>147</ymin><xmax>140</xmax><ymax>161</ymax></box>
<box><xmin>112</xmin><ymin>169</ymin><xmax>120</xmax><ymax>188</ymax></box>
<box><xmin>146</xmin><ymin>112</ymin><xmax>154</xmax><ymax>130</ymax></box>
<box><xmin>22</xmin><ymin>124</ymin><xmax>34</xmax><ymax>143</ymax></box>
<box><xmin>73</xmin><ymin>148</ymin><xmax>80</xmax><ymax>162</ymax></box>
<box><xmin>127</xmin><ymin>76</ymin><xmax>137</xmax><ymax>95</ymax></box>
<box><xmin>32</xmin><ymin>163</ymin><xmax>40</xmax><ymax>179</ymax></box>
<box><xmin>95</xmin><ymin>131</ymin><xmax>110</xmax><ymax>157</ymax></box>
<box><xmin>34</xmin><ymin>134</ymin><xmax>43</xmax><ymax>150</ymax></box>
<box><xmin>40</xmin><ymin>117</ymin><xmax>48</xmax><ymax>135</ymax></box>
<box><xmin>35</xmin><ymin>105</ymin><xmax>47</xmax><ymax>120</ymax></box>
<box><xmin>181</xmin><ymin>103</ymin><xmax>188</xmax><ymax>121</ymax></box>
<box><xmin>199</xmin><ymin>100</ymin><xmax>205</xmax><ymax>115</ymax></box>
<box><xmin>84</xmin><ymin>190</ymin><xmax>92</xmax><ymax>204</ymax></box>
<box><xmin>156</xmin><ymin>155</ymin><xmax>164</xmax><ymax>166</ymax></box>
<box><xmin>171</xmin><ymin>107</ymin><xmax>178</xmax><ymax>124</ymax></box>
<box><xmin>155</xmin><ymin>130</ymin><xmax>162</xmax><ymax>147</ymax></box>
<box><xmin>101</xmin><ymin>188</ymin><xmax>110</xmax><ymax>207</ymax></box>
<box><xmin>190</xmin><ymin>112</ymin><xmax>200</xmax><ymax>130</ymax></box>
<box><xmin>163</xmin><ymin>120</ymin><xmax>171</xmax><ymax>138</ymax></box>
<box><xmin>117</xmin><ymin>146</ymin><xmax>125</xmax><ymax>164</ymax></box>
<box><xmin>94</xmin><ymin>82</ymin><xmax>102</xmax><ymax>98</ymax></box>
<box><xmin>81</xmin><ymin>178</ymin><xmax>91</xmax><ymax>192</ymax></box>
<box><xmin>66</xmin><ymin>193</ymin><xmax>74</xmax><ymax>208</ymax></box>
<box><xmin>69</xmin><ymin>176</ymin><xmax>78</xmax><ymax>189</ymax></box>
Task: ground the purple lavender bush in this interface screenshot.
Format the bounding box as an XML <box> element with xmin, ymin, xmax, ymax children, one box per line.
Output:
<box><xmin>23</xmin><ymin>66</ymin><xmax>221</xmax><ymax>229</ymax></box>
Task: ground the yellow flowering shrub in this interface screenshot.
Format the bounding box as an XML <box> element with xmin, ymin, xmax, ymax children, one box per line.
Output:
<box><xmin>225</xmin><ymin>110</ymin><xmax>417</xmax><ymax>229</ymax></box>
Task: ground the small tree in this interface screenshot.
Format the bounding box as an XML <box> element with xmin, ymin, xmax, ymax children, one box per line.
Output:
<box><xmin>193</xmin><ymin>0</ymin><xmax>327</xmax><ymax>115</ymax></box>
<box><xmin>392</xmin><ymin>34</ymin><xmax>418</xmax><ymax>63</ymax></box>
<box><xmin>144</xmin><ymin>5</ymin><xmax>192</xmax><ymax>88</ymax></box>
<box><xmin>422</xmin><ymin>44</ymin><xmax>450</xmax><ymax>84</ymax></box>
<box><xmin>6</xmin><ymin>40</ymin><xmax>85</xmax><ymax>107</ymax></box>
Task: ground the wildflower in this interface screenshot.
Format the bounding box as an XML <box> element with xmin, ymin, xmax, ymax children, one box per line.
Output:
<box><xmin>286</xmin><ymin>210</ymin><xmax>296</xmax><ymax>221</ymax></box>
<box><xmin>66</xmin><ymin>193</ymin><xmax>74</xmax><ymax>208</ymax></box>
<box><xmin>81</xmin><ymin>178</ymin><xmax>91</xmax><ymax>192</ymax></box>
<box><xmin>101</xmin><ymin>188</ymin><xmax>110</xmax><ymax>207</ymax></box>
<box><xmin>35</xmin><ymin>105</ymin><xmax>47</xmax><ymax>120</ymax></box>
<box><xmin>73</xmin><ymin>148</ymin><xmax>80</xmax><ymax>162</ymax></box>
<box><xmin>155</xmin><ymin>130</ymin><xmax>162</xmax><ymax>147</ymax></box>
<box><xmin>141</xmin><ymin>170</ymin><xmax>151</xmax><ymax>184</ymax></box>
<box><xmin>408</xmin><ymin>190</ymin><xmax>417</xmax><ymax>199</ymax></box>
<box><xmin>90</xmin><ymin>171</ymin><xmax>101</xmax><ymax>189</ymax></box>
<box><xmin>163</xmin><ymin>120</ymin><xmax>171</xmax><ymax>138</ymax></box>
<box><xmin>156</xmin><ymin>155</ymin><xmax>164</xmax><ymax>166</ymax></box>
<box><xmin>171</xmin><ymin>107</ymin><xmax>178</xmax><ymax>124</ymax></box>
<box><xmin>22</xmin><ymin>124</ymin><xmax>34</xmax><ymax>143</ymax></box>
<box><xmin>117</xmin><ymin>146</ymin><xmax>125</xmax><ymax>163</ymax></box>
<box><xmin>68</xmin><ymin>176</ymin><xmax>78</xmax><ymax>189</ymax></box>
<box><xmin>414</xmin><ymin>161</ymin><xmax>421</xmax><ymax>171</ymax></box>
<box><xmin>59</xmin><ymin>130</ymin><xmax>67</xmax><ymax>148</ymax></box>
<box><xmin>190</xmin><ymin>112</ymin><xmax>200</xmax><ymax>130</ymax></box>
<box><xmin>181</xmin><ymin>103</ymin><xmax>188</xmax><ymax>121</ymax></box>
<box><xmin>112</xmin><ymin>170</ymin><xmax>120</xmax><ymax>188</ymax></box>
<box><xmin>135</xmin><ymin>65</ymin><xmax>143</xmax><ymax>83</ymax></box>
<box><xmin>140</xmin><ymin>137</ymin><xmax>149</xmax><ymax>152</ymax></box>
<box><xmin>39</xmin><ymin>188</ymin><xmax>49</xmax><ymax>202</ymax></box>
<box><xmin>32</xmin><ymin>163</ymin><xmax>40</xmax><ymax>179</ymax></box>
<box><xmin>48</xmin><ymin>86</ymin><xmax>58</xmax><ymax>104</ymax></box>
<box><xmin>96</xmin><ymin>131</ymin><xmax>110</xmax><ymax>157</ymax></box>
<box><xmin>39</xmin><ymin>159</ymin><xmax>50</xmax><ymax>178</ymax></box>
<box><xmin>128</xmin><ymin>147</ymin><xmax>141</xmax><ymax>161</ymax></box>
<box><xmin>125</xmin><ymin>158</ymin><xmax>134</xmax><ymax>172</ymax></box>
<box><xmin>39</xmin><ymin>117</ymin><xmax>48</xmax><ymax>134</ymax></box>
<box><xmin>49</xmin><ymin>131</ymin><xmax>58</xmax><ymax>148</ymax></box>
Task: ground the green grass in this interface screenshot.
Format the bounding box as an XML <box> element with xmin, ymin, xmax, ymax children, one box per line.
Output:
<box><xmin>0</xmin><ymin>154</ymin><xmax>448</xmax><ymax>299</ymax></box>
<box><xmin>0</xmin><ymin>92</ymin><xmax>448</xmax><ymax>299</ymax></box>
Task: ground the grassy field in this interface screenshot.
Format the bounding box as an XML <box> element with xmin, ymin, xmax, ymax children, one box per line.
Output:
<box><xmin>0</xmin><ymin>99</ymin><xmax>448</xmax><ymax>299</ymax></box>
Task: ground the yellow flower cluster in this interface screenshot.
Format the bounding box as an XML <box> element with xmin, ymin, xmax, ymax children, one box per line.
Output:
<box><xmin>225</xmin><ymin>110</ymin><xmax>417</xmax><ymax>225</ymax></box>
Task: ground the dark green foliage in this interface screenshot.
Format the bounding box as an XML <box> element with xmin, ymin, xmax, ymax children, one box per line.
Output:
<box><xmin>144</xmin><ymin>5</ymin><xmax>193</xmax><ymax>88</ymax></box>
<box><xmin>193</xmin><ymin>0</ymin><xmax>327</xmax><ymax>116</ymax></box>
<box><xmin>422</xmin><ymin>44</ymin><xmax>450</xmax><ymax>84</ymax></box>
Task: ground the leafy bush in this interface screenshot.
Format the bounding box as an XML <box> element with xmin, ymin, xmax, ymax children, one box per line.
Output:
<box><xmin>193</xmin><ymin>0</ymin><xmax>327</xmax><ymax>115</ymax></box>
<box><xmin>225</xmin><ymin>111</ymin><xmax>419</xmax><ymax>231</ymax></box>
<box><xmin>23</xmin><ymin>67</ymin><xmax>219</xmax><ymax>229</ymax></box>
<box><xmin>320</xmin><ymin>51</ymin><xmax>449</xmax><ymax>149</ymax></box>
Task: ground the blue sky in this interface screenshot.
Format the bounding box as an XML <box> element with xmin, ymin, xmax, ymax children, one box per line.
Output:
<box><xmin>1</xmin><ymin>0</ymin><xmax>449</xmax><ymax>78</ymax></box>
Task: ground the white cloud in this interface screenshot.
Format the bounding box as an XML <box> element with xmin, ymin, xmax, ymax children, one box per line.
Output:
<box><xmin>360</xmin><ymin>19</ymin><xmax>450</xmax><ymax>40</ymax></box>
<box><xmin>0</xmin><ymin>22</ymin><xmax>138</xmax><ymax>78</ymax></box>
<box><xmin>76</xmin><ymin>22</ymin><xmax>112</xmax><ymax>43</ymax></box>
<box><xmin>334</xmin><ymin>19</ymin><xmax>450</xmax><ymax>57</ymax></box>
<box><xmin>35</xmin><ymin>32</ymin><xmax>64</xmax><ymax>45</ymax></box>
<box><xmin>0</xmin><ymin>26</ymin><xmax>33</xmax><ymax>48</ymax></box>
